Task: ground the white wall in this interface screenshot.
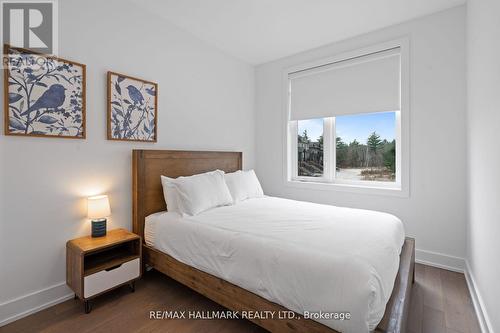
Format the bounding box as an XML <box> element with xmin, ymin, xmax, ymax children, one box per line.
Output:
<box><xmin>0</xmin><ymin>0</ymin><xmax>255</xmax><ymax>324</ymax></box>
<box><xmin>255</xmin><ymin>7</ymin><xmax>467</xmax><ymax>270</ymax></box>
<box><xmin>466</xmin><ymin>0</ymin><xmax>500</xmax><ymax>331</ymax></box>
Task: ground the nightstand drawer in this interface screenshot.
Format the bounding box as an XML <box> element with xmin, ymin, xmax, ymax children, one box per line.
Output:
<box><xmin>84</xmin><ymin>258</ymin><xmax>140</xmax><ymax>298</ymax></box>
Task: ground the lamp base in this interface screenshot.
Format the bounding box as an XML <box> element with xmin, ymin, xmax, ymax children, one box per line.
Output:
<box><xmin>91</xmin><ymin>218</ymin><xmax>107</xmax><ymax>237</ymax></box>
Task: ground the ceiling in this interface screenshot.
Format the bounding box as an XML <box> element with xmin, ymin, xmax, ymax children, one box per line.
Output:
<box><xmin>135</xmin><ymin>0</ymin><xmax>465</xmax><ymax>65</ymax></box>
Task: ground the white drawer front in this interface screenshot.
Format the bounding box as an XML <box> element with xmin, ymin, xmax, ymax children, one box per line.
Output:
<box><xmin>84</xmin><ymin>258</ymin><xmax>140</xmax><ymax>298</ymax></box>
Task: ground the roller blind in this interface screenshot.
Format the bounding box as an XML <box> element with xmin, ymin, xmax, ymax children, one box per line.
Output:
<box><xmin>289</xmin><ymin>48</ymin><xmax>400</xmax><ymax>121</ymax></box>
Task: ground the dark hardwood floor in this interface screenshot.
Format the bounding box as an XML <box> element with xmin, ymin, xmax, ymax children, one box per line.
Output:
<box><xmin>0</xmin><ymin>264</ymin><xmax>481</xmax><ymax>333</ymax></box>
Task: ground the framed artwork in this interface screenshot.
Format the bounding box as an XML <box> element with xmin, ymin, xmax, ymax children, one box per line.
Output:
<box><xmin>3</xmin><ymin>44</ymin><xmax>86</xmax><ymax>138</ymax></box>
<box><xmin>107</xmin><ymin>71</ymin><xmax>157</xmax><ymax>142</ymax></box>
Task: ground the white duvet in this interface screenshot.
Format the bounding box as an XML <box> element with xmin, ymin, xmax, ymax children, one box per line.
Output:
<box><xmin>145</xmin><ymin>196</ymin><xmax>405</xmax><ymax>333</ymax></box>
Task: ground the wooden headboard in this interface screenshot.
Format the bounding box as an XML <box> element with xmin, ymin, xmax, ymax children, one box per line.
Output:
<box><xmin>132</xmin><ymin>150</ymin><xmax>242</xmax><ymax>242</ymax></box>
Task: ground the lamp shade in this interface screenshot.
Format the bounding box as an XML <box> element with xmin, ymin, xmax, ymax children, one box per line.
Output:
<box><xmin>87</xmin><ymin>195</ymin><xmax>111</xmax><ymax>219</ymax></box>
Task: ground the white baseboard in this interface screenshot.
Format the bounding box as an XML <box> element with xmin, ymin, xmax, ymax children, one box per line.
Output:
<box><xmin>0</xmin><ymin>282</ymin><xmax>73</xmax><ymax>327</ymax></box>
<box><xmin>465</xmin><ymin>261</ymin><xmax>494</xmax><ymax>333</ymax></box>
<box><xmin>415</xmin><ymin>248</ymin><xmax>465</xmax><ymax>272</ymax></box>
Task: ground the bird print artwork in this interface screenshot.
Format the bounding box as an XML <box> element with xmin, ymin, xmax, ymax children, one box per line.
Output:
<box><xmin>5</xmin><ymin>45</ymin><xmax>86</xmax><ymax>138</ymax></box>
<box><xmin>108</xmin><ymin>72</ymin><xmax>157</xmax><ymax>142</ymax></box>
<box><xmin>126</xmin><ymin>85</ymin><xmax>144</xmax><ymax>105</ymax></box>
<box><xmin>20</xmin><ymin>84</ymin><xmax>67</xmax><ymax>116</ymax></box>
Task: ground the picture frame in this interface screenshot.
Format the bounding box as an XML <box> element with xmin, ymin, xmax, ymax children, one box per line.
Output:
<box><xmin>107</xmin><ymin>71</ymin><xmax>158</xmax><ymax>142</ymax></box>
<box><xmin>3</xmin><ymin>44</ymin><xmax>86</xmax><ymax>138</ymax></box>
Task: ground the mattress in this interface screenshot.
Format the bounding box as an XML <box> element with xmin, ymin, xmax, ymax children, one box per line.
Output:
<box><xmin>144</xmin><ymin>196</ymin><xmax>405</xmax><ymax>333</ymax></box>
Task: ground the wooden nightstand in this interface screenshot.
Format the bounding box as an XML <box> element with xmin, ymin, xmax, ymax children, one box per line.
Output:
<box><xmin>66</xmin><ymin>228</ymin><xmax>141</xmax><ymax>313</ymax></box>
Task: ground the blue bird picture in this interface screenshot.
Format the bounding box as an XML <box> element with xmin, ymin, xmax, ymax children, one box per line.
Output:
<box><xmin>20</xmin><ymin>84</ymin><xmax>67</xmax><ymax>116</ymax></box>
<box><xmin>5</xmin><ymin>45</ymin><xmax>86</xmax><ymax>138</ymax></box>
<box><xmin>126</xmin><ymin>85</ymin><xmax>144</xmax><ymax>105</ymax></box>
<box><xmin>108</xmin><ymin>71</ymin><xmax>157</xmax><ymax>142</ymax></box>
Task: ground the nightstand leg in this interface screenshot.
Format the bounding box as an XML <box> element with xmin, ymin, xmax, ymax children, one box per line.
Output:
<box><xmin>129</xmin><ymin>281</ymin><xmax>135</xmax><ymax>293</ymax></box>
<box><xmin>84</xmin><ymin>300</ymin><xmax>92</xmax><ymax>314</ymax></box>
<box><xmin>74</xmin><ymin>293</ymin><xmax>78</xmax><ymax>300</ymax></box>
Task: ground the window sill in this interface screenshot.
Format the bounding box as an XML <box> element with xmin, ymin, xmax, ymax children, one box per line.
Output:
<box><xmin>285</xmin><ymin>179</ymin><xmax>408</xmax><ymax>197</ymax></box>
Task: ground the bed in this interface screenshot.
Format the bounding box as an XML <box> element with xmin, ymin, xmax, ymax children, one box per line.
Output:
<box><xmin>132</xmin><ymin>149</ymin><xmax>415</xmax><ymax>333</ymax></box>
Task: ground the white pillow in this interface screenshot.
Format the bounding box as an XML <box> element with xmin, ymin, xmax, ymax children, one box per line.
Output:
<box><xmin>160</xmin><ymin>175</ymin><xmax>181</xmax><ymax>213</ymax></box>
<box><xmin>164</xmin><ymin>170</ymin><xmax>233</xmax><ymax>216</ymax></box>
<box><xmin>224</xmin><ymin>169</ymin><xmax>264</xmax><ymax>202</ymax></box>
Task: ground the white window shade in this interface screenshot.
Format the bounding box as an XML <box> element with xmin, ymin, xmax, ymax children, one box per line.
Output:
<box><xmin>289</xmin><ymin>48</ymin><xmax>401</xmax><ymax>120</ymax></box>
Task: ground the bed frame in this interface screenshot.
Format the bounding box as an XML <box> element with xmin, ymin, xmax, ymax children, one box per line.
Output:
<box><xmin>132</xmin><ymin>149</ymin><xmax>415</xmax><ymax>333</ymax></box>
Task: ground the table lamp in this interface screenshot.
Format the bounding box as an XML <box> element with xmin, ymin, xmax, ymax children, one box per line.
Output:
<box><xmin>87</xmin><ymin>195</ymin><xmax>111</xmax><ymax>237</ymax></box>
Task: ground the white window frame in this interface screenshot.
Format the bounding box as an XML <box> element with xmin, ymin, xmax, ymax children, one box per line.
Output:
<box><xmin>283</xmin><ymin>38</ymin><xmax>410</xmax><ymax>197</ymax></box>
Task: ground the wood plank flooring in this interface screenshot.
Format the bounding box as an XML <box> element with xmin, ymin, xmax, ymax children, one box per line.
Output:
<box><xmin>408</xmin><ymin>264</ymin><xmax>481</xmax><ymax>333</ymax></box>
<box><xmin>0</xmin><ymin>264</ymin><xmax>481</xmax><ymax>333</ymax></box>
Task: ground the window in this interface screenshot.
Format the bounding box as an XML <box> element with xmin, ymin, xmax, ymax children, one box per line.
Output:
<box><xmin>297</xmin><ymin>118</ymin><xmax>324</xmax><ymax>177</ymax></box>
<box><xmin>290</xmin><ymin>112</ymin><xmax>398</xmax><ymax>185</ymax></box>
<box><xmin>286</xmin><ymin>43</ymin><xmax>408</xmax><ymax>193</ymax></box>
<box><xmin>335</xmin><ymin>112</ymin><xmax>396</xmax><ymax>183</ymax></box>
